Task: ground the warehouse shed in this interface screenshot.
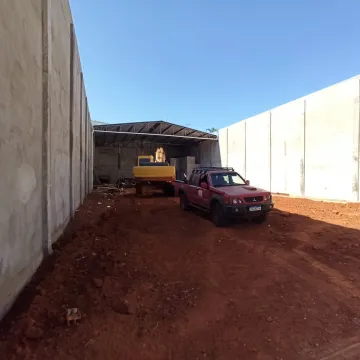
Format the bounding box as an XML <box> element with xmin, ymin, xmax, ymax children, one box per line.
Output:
<box><xmin>93</xmin><ymin>121</ymin><xmax>218</xmax><ymax>183</ymax></box>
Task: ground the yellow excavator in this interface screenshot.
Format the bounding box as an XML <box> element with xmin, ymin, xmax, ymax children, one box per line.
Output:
<box><xmin>133</xmin><ymin>148</ymin><xmax>175</xmax><ymax>196</ymax></box>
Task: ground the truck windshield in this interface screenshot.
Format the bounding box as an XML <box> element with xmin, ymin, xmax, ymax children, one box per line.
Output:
<box><xmin>139</xmin><ymin>158</ymin><xmax>151</xmax><ymax>165</ymax></box>
<box><xmin>140</xmin><ymin>162</ymin><xmax>168</xmax><ymax>166</ymax></box>
<box><xmin>210</xmin><ymin>172</ymin><xmax>246</xmax><ymax>187</ymax></box>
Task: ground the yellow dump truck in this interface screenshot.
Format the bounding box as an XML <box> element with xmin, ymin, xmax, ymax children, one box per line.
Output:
<box><xmin>133</xmin><ymin>155</ymin><xmax>176</xmax><ymax>196</ymax></box>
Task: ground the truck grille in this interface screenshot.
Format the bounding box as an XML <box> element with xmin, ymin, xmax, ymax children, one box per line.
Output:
<box><xmin>244</xmin><ymin>196</ymin><xmax>263</xmax><ymax>203</ymax></box>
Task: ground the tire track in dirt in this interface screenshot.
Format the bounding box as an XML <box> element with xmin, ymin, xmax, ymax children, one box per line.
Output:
<box><xmin>224</xmin><ymin>228</ymin><xmax>360</xmax><ymax>305</ymax></box>
<box><xmin>268</xmin><ymin>251</ymin><xmax>360</xmax><ymax>305</ymax></box>
<box><xmin>292</xmin><ymin>249</ymin><xmax>360</xmax><ymax>298</ymax></box>
<box><xmin>265</xmin><ymin>211</ymin><xmax>360</xmax><ymax>302</ymax></box>
<box><xmin>223</xmin><ymin>226</ymin><xmax>360</xmax><ymax>358</ymax></box>
<box><xmin>317</xmin><ymin>337</ymin><xmax>360</xmax><ymax>359</ymax></box>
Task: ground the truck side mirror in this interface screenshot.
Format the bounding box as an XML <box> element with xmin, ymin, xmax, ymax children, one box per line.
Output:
<box><xmin>245</xmin><ymin>180</ymin><xmax>250</xmax><ymax>185</ymax></box>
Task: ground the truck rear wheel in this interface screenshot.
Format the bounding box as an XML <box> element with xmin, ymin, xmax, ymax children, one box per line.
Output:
<box><xmin>180</xmin><ymin>193</ymin><xmax>190</xmax><ymax>211</ymax></box>
<box><xmin>211</xmin><ymin>202</ymin><xmax>227</xmax><ymax>227</ymax></box>
<box><xmin>135</xmin><ymin>184</ymin><xmax>140</xmax><ymax>196</ymax></box>
<box><xmin>135</xmin><ymin>184</ymin><xmax>143</xmax><ymax>196</ymax></box>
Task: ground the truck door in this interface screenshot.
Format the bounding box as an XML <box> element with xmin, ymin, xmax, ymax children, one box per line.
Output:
<box><xmin>197</xmin><ymin>174</ymin><xmax>211</xmax><ymax>209</ymax></box>
<box><xmin>187</xmin><ymin>173</ymin><xmax>200</xmax><ymax>203</ymax></box>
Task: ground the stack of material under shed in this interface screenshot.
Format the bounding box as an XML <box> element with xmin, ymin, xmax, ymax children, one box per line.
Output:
<box><xmin>170</xmin><ymin>156</ymin><xmax>199</xmax><ymax>181</ymax></box>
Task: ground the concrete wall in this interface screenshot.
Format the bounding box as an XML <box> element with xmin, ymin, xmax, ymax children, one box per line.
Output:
<box><xmin>200</xmin><ymin>75</ymin><xmax>360</xmax><ymax>202</ymax></box>
<box><xmin>199</xmin><ymin>140</ymin><xmax>222</xmax><ymax>167</ymax></box>
<box><xmin>0</xmin><ymin>0</ymin><xmax>93</xmax><ymax>320</ymax></box>
<box><xmin>94</xmin><ymin>143</ymin><xmax>198</xmax><ymax>184</ymax></box>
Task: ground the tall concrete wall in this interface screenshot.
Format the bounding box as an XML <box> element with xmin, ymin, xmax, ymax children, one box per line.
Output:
<box><xmin>0</xmin><ymin>0</ymin><xmax>93</xmax><ymax>320</ymax></box>
<box><xmin>198</xmin><ymin>138</ymin><xmax>222</xmax><ymax>167</ymax></box>
<box><xmin>200</xmin><ymin>76</ymin><xmax>360</xmax><ymax>202</ymax></box>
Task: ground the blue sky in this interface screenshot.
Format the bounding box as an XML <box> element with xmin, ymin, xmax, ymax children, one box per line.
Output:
<box><xmin>70</xmin><ymin>0</ymin><xmax>360</xmax><ymax>131</ymax></box>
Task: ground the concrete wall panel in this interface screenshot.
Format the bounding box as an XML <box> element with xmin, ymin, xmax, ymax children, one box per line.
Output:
<box><xmin>218</xmin><ymin>128</ymin><xmax>228</xmax><ymax>167</ymax></box>
<box><xmin>227</xmin><ymin>121</ymin><xmax>246</xmax><ymax>176</ymax></box>
<box><xmin>199</xmin><ymin>141</ymin><xmax>221</xmax><ymax>167</ymax></box>
<box><xmin>95</xmin><ymin>147</ymin><xmax>122</xmax><ymax>183</ymax></box>
<box><xmin>356</xmin><ymin>91</ymin><xmax>360</xmax><ymax>201</ymax></box>
<box><xmin>0</xmin><ymin>0</ymin><xmax>93</xmax><ymax>320</ymax></box>
<box><xmin>80</xmin><ymin>84</ymin><xmax>86</xmax><ymax>201</ymax></box>
<box><xmin>90</xmin><ymin>127</ymin><xmax>94</xmax><ymax>191</ymax></box>
<box><xmin>72</xmin><ymin>44</ymin><xmax>82</xmax><ymax>210</ymax></box>
<box><xmin>245</xmin><ymin>113</ymin><xmax>271</xmax><ymax>189</ymax></box>
<box><xmin>305</xmin><ymin>78</ymin><xmax>358</xmax><ymax>201</ymax></box>
<box><xmin>270</xmin><ymin>100</ymin><xmax>305</xmax><ymax>196</ymax></box>
<box><xmin>50</xmin><ymin>0</ymin><xmax>71</xmax><ymax>242</ymax></box>
<box><xmin>199</xmin><ymin>141</ymin><xmax>221</xmax><ymax>166</ymax></box>
<box><xmin>212</xmin><ymin>76</ymin><xmax>360</xmax><ymax>202</ymax></box>
<box><xmin>89</xmin><ymin>117</ymin><xmax>94</xmax><ymax>191</ymax></box>
<box><xmin>0</xmin><ymin>0</ymin><xmax>44</xmax><ymax>319</ymax></box>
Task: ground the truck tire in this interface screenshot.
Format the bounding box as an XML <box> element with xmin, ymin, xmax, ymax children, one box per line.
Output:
<box><xmin>135</xmin><ymin>184</ymin><xmax>142</xmax><ymax>196</ymax></box>
<box><xmin>211</xmin><ymin>202</ymin><xmax>227</xmax><ymax>227</ymax></box>
<box><xmin>180</xmin><ymin>193</ymin><xmax>190</xmax><ymax>211</ymax></box>
<box><xmin>163</xmin><ymin>183</ymin><xmax>174</xmax><ymax>197</ymax></box>
<box><xmin>252</xmin><ymin>213</ymin><xmax>268</xmax><ymax>224</ymax></box>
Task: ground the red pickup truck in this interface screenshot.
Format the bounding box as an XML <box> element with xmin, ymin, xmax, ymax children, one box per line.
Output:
<box><xmin>176</xmin><ymin>167</ymin><xmax>274</xmax><ymax>227</ymax></box>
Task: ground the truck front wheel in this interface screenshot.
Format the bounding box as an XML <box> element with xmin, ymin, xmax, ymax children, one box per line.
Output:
<box><xmin>180</xmin><ymin>193</ymin><xmax>190</xmax><ymax>211</ymax></box>
<box><xmin>211</xmin><ymin>202</ymin><xmax>227</xmax><ymax>227</ymax></box>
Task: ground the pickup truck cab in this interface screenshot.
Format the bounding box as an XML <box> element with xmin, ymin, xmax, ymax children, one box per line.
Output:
<box><xmin>178</xmin><ymin>167</ymin><xmax>274</xmax><ymax>226</ymax></box>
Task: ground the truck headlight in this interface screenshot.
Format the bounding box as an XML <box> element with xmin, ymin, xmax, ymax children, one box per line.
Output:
<box><xmin>264</xmin><ymin>194</ymin><xmax>272</xmax><ymax>201</ymax></box>
<box><xmin>232</xmin><ymin>199</ymin><xmax>242</xmax><ymax>204</ymax></box>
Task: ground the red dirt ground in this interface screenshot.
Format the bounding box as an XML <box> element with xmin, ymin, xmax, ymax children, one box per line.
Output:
<box><xmin>1</xmin><ymin>190</ymin><xmax>360</xmax><ymax>360</ymax></box>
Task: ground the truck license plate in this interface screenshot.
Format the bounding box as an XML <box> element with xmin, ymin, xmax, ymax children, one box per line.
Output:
<box><xmin>249</xmin><ymin>206</ymin><xmax>262</xmax><ymax>212</ymax></box>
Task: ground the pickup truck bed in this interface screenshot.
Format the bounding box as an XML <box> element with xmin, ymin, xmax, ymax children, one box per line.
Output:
<box><xmin>172</xmin><ymin>180</ymin><xmax>185</xmax><ymax>197</ymax></box>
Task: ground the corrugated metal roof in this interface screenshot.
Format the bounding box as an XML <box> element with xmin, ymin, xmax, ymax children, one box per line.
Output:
<box><xmin>93</xmin><ymin>120</ymin><xmax>218</xmax><ymax>146</ymax></box>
